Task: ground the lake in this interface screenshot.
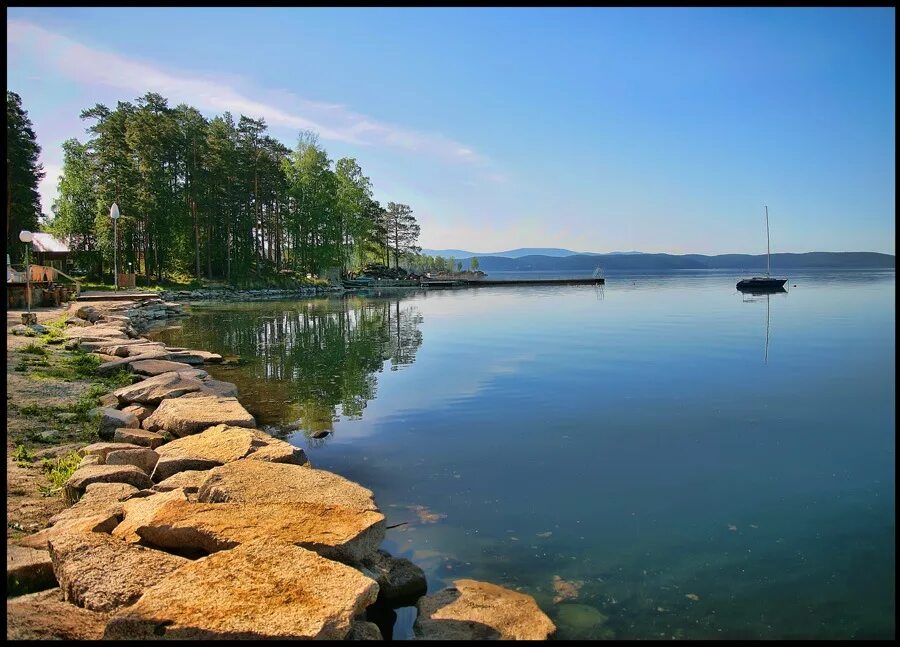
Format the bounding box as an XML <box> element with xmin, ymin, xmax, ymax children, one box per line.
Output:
<box><xmin>159</xmin><ymin>269</ymin><xmax>895</xmax><ymax>639</ymax></box>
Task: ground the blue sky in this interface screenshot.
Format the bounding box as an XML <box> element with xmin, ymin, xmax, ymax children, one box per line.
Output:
<box><xmin>7</xmin><ymin>7</ymin><xmax>895</xmax><ymax>254</ymax></box>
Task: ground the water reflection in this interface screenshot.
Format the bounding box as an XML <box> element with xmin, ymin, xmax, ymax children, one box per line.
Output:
<box><xmin>159</xmin><ymin>296</ymin><xmax>423</xmax><ymax>438</ymax></box>
<box><xmin>740</xmin><ymin>288</ymin><xmax>788</xmax><ymax>364</ymax></box>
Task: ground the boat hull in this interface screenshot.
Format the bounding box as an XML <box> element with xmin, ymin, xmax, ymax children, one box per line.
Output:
<box><xmin>736</xmin><ymin>277</ymin><xmax>787</xmax><ymax>292</ymax></box>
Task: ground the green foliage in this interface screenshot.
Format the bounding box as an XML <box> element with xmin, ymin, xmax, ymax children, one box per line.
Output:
<box><xmin>21</xmin><ymin>342</ymin><xmax>47</xmax><ymax>355</ymax></box>
<box><xmin>13</xmin><ymin>444</ymin><xmax>36</xmax><ymax>465</ymax></box>
<box><xmin>40</xmin><ymin>314</ymin><xmax>69</xmax><ymax>344</ymax></box>
<box><xmin>40</xmin><ymin>451</ymin><xmax>82</xmax><ymax>496</ymax></box>
<box><xmin>7</xmin><ymin>91</ymin><xmax>44</xmax><ymax>264</ymax></box>
<box><xmin>470</xmin><ymin>256</ymin><xmax>480</xmax><ymax>271</ymax></box>
<box><xmin>45</xmin><ymin>92</ymin><xmax>420</xmax><ymax>285</ymax></box>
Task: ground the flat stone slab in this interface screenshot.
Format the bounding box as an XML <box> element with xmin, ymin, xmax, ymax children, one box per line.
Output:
<box><xmin>50</xmin><ymin>482</ymin><xmax>139</xmax><ymax>527</ymax></box>
<box><xmin>142</xmin><ymin>395</ymin><xmax>255</xmax><ymax>437</ymax></box>
<box><xmin>64</xmin><ymin>326</ymin><xmax>128</xmax><ymax>340</ymax></box>
<box><xmin>94</xmin><ymin>408</ymin><xmax>140</xmax><ymax>440</ymax></box>
<box><xmin>80</xmin><ymin>442</ymin><xmax>144</xmax><ymax>461</ymax></box>
<box><xmin>112</xmin><ymin>488</ymin><xmax>190</xmax><ymax>544</ymax></box>
<box><xmin>7</xmin><ymin>588</ymin><xmax>110</xmax><ymax>640</ymax></box>
<box><xmin>95</xmin><ymin>359</ymin><xmax>134</xmax><ymax>376</ymax></box>
<box><xmin>166</xmin><ymin>350</ymin><xmax>223</xmax><ymax>365</ymax></box>
<box><xmin>150</xmin><ymin>470</ymin><xmax>210</xmax><ymax>494</ymax></box>
<box><xmin>130</xmin><ymin>359</ymin><xmax>201</xmax><ymax>376</ymax></box>
<box><xmin>49</xmin><ymin>527</ymin><xmax>188</xmax><ymax>612</ymax></box>
<box><xmin>105</xmin><ymin>447</ymin><xmax>160</xmax><ymax>475</ymax></box>
<box><xmin>127</xmin><ymin>498</ymin><xmax>384</xmax><ymax>564</ymax></box>
<box><xmin>197</xmin><ymin>378</ymin><xmax>238</xmax><ymax>398</ymax></box>
<box><xmin>197</xmin><ymin>460</ymin><xmax>370</xmax><ymax>510</ymax></box>
<box><xmin>103</xmin><ymin>343</ymin><xmax>168</xmax><ymax>358</ymax></box>
<box><xmin>113</xmin><ymin>371</ymin><xmax>207</xmax><ymax>406</ymax></box>
<box><xmin>103</xmin><ymin>540</ymin><xmax>379</xmax><ymax>640</ymax></box>
<box><xmin>414</xmin><ymin>579</ymin><xmax>556</xmax><ymax>640</ymax></box>
<box><xmin>17</xmin><ymin>513</ymin><xmax>123</xmax><ymax>551</ymax></box>
<box><xmin>65</xmin><ymin>465</ymin><xmax>152</xmax><ymax>504</ymax></box>
<box><xmin>114</xmin><ymin>427</ymin><xmax>165</xmax><ymax>449</ymax></box>
<box><xmin>7</xmin><ymin>546</ymin><xmax>56</xmax><ymax>595</ymax></box>
<box><xmin>151</xmin><ymin>425</ymin><xmax>307</xmax><ymax>481</ymax></box>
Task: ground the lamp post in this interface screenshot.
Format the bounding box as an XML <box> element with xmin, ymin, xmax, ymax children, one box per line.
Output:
<box><xmin>110</xmin><ymin>203</ymin><xmax>120</xmax><ymax>291</ymax></box>
<box><xmin>19</xmin><ymin>230</ymin><xmax>33</xmax><ymax>313</ymax></box>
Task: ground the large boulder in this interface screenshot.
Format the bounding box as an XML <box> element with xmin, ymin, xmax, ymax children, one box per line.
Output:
<box><xmin>65</xmin><ymin>465</ymin><xmax>152</xmax><ymax>504</ymax></box>
<box><xmin>105</xmin><ymin>447</ymin><xmax>160</xmax><ymax>475</ymax></box>
<box><xmin>103</xmin><ymin>540</ymin><xmax>379</xmax><ymax>639</ymax></box>
<box><xmin>64</xmin><ymin>325</ymin><xmax>129</xmax><ymax>341</ymax></box>
<box><xmin>79</xmin><ymin>338</ymin><xmax>157</xmax><ymax>353</ymax></box>
<box><xmin>150</xmin><ymin>470</ymin><xmax>210</xmax><ymax>494</ymax></box>
<box><xmin>165</xmin><ymin>350</ymin><xmax>223</xmax><ymax>365</ymax></box>
<box><xmin>7</xmin><ymin>546</ymin><xmax>56</xmax><ymax>595</ymax></box>
<box><xmin>347</xmin><ymin>621</ymin><xmax>384</xmax><ymax>640</ymax></box>
<box><xmin>141</xmin><ymin>395</ymin><xmax>255</xmax><ymax>437</ymax></box>
<box><xmin>74</xmin><ymin>305</ymin><xmax>102</xmax><ymax>323</ymax></box>
<box><xmin>95</xmin><ymin>358</ymin><xmax>135</xmax><ymax>377</ymax></box>
<box><xmin>197</xmin><ymin>378</ymin><xmax>239</xmax><ymax>398</ymax></box>
<box><xmin>196</xmin><ymin>460</ymin><xmax>366</xmax><ymax>508</ymax></box>
<box><xmin>151</xmin><ymin>425</ymin><xmax>306</xmax><ymax>481</ymax></box>
<box><xmin>6</xmin><ymin>588</ymin><xmax>110</xmax><ymax>640</ymax></box>
<box><xmin>48</xmin><ymin>527</ymin><xmax>188</xmax><ymax>612</ymax></box>
<box><xmin>17</xmin><ymin>514</ymin><xmax>121</xmax><ymax>551</ymax></box>
<box><xmin>130</xmin><ymin>359</ymin><xmax>205</xmax><ymax>377</ymax></box>
<box><xmin>94</xmin><ymin>408</ymin><xmax>140</xmax><ymax>440</ymax></box>
<box><xmin>50</xmin><ymin>482</ymin><xmax>139</xmax><ymax>527</ymax></box>
<box><xmin>113</xmin><ymin>427</ymin><xmax>165</xmax><ymax>448</ymax></box>
<box><xmin>112</xmin><ymin>371</ymin><xmax>207</xmax><ymax>406</ymax></box>
<box><xmin>414</xmin><ymin>579</ymin><xmax>556</xmax><ymax>640</ymax></box>
<box><xmin>97</xmin><ymin>342</ymin><xmax>168</xmax><ymax>358</ymax></box>
<box><xmin>112</xmin><ymin>488</ymin><xmax>189</xmax><ymax>544</ymax></box>
<box><xmin>361</xmin><ymin>549</ymin><xmax>427</xmax><ymax>605</ymax></box>
<box><xmin>122</xmin><ymin>499</ymin><xmax>384</xmax><ymax>564</ymax></box>
<box><xmin>79</xmin><ymin>442</ymin><xmax>143</xmax><ymax>462</ymax></box>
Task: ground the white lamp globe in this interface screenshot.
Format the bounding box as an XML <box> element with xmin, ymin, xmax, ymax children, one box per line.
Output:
<box><xmin>110</xmin><ymin>203</ymin><xmax>120</xmax><ymax>220</ymax></box>
<box><xmin>19</xmin><ymin>230</ymin><xmax>33</xmax><ymax>243</ymax></box>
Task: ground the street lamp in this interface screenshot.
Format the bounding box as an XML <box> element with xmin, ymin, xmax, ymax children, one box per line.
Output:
<box><xmin>110</xmin><ymin>203</ymin><xmax>120</xmax><ymax>291</ymax></box>
<box><xmin>19</xmin><ymin>230</ymin><xmax>33</xmax><ymax>313</ymax></box>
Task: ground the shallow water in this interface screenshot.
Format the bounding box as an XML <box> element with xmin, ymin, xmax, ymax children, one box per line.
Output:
<box><xmin>160</xmin><ymin>269</ymin><xmax>895</xmax><ymax>639</ymax></box>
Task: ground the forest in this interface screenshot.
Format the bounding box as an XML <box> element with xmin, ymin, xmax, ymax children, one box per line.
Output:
<box><xmin>8</xmin><ymin>90</ymin><xmax>431</xmax><ymax>285</ymax></box>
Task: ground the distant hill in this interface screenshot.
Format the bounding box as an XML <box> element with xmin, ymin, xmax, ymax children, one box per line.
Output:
<box><xmin>456</xmin><ymin>252</ymin><xmax>895</xmax><ymax>272</ymax></box>
<box><xmin>421</xmin><ymin>247</ymin><xmax>589</xmax><ymax>258</ymax></box>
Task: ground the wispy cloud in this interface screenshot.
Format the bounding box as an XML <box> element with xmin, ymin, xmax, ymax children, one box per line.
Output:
<box><xmin>7</xmin><ymin>19</ymin><xmax>488</xmax><ymax>166</ymax></box>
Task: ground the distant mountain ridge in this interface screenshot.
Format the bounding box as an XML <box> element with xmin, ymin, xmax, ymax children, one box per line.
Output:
<box><xmin>421</xmin><ymin>247</ymin><xmax>592</xmax><ymax>258</ymax></box>
<box><xmin>449</xmin><ymin>252</ymin><xmax>894</xmax><ymax>271</ymax></box>
<box><xmin>421</xmin><ymin>247</ymin><xmax>654</xmax><ymax>258</ymax></box>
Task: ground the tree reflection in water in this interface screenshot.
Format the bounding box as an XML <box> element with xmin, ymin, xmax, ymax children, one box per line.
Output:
<box><xmin>162</xmin><ymin>296</ymin><xmax>423</xmax><ymax>441</ymax></box>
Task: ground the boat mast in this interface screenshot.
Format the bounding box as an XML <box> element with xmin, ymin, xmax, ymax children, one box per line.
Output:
<box><xmin>765</xmin><ymin>205</ymin><xmax>770</xmax><ymax>277</ymax></box>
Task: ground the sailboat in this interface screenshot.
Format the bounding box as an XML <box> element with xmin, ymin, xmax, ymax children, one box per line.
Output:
<box><xmin>736</xmin><ymin>206</ymin><xmax>787</xmax><ymax>291</ymax></box>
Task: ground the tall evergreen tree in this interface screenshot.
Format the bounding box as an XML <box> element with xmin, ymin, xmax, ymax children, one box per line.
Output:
<box><xmin>7</xmin><ymin>91</ymin><xmax>44</xmax><ymax>263</ymax></box>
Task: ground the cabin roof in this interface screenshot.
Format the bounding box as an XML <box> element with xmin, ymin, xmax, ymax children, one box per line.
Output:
<box><xmin>31</xmin><ymin>232</ymin><xmax>70</xmax><ymax>254</ymax></box>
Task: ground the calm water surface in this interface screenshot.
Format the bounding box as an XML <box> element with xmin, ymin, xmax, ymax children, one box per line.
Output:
<box><xmin>160</xmin><ymin>269</ymin><xmax>895</xmax><ymax>639</ymax></box>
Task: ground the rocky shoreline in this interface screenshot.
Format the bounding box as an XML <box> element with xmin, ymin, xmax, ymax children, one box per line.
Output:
<box><xmin>7</xmin><ymin>296</ymin><xmax>556</xmax><ymax>640</ymax></box>
<box><xmin>158</xmin><ymin>285</ymin><xmax>344</xmax><ymax>303</ymax></box>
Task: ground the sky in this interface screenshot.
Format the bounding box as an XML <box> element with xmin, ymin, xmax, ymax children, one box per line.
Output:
<box><xmin>6</xmin><ymin>7</ymin><xmax>896</xmax><ymax>255</ymax></box>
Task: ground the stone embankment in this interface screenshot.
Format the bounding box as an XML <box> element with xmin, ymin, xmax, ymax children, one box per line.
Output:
<box><xmin>159</xmin><ymin>285</ymin><xmax>343</xmax><ymax>303</ymax></box>
<box><xmin>7</xmin><ymin>296</ymin><xmax>555</xmax><ymax>640</ymax></box>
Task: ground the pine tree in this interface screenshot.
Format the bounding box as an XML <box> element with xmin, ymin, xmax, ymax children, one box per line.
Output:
<box><xmin>7</xmin><ymin>91</ymin><xmax>44</xmax><ymax>263</ymax></box>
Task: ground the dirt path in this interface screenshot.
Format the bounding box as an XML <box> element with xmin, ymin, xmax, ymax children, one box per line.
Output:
<box><xmin>7</xmin><ymin>304</ymin><xmax>89</xmax><ymax>541</ymax></box>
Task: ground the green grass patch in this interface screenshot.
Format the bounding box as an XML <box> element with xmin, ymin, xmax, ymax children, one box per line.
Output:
<box><xmin>20</xmin><ymin>342</ymin><xmax>48</xmax><ymax>355</ymax></box>
<box><xmin>40</xmin><ymin>314</ymin><xmax>69</xmax><ymax>344</ymax></box>
<box><xmin>12</xmin><ymin>444</ymin><xmax>36</xmax><ymax>465</ymax></box>
<box><xmin>39</xmin><ymin>451</ymin><xmax>82</xmax><ymax>497</ymax></box>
